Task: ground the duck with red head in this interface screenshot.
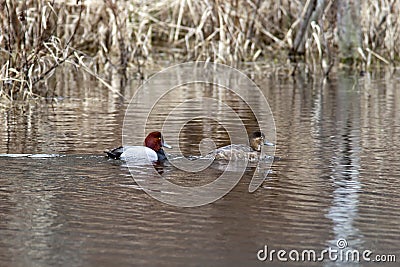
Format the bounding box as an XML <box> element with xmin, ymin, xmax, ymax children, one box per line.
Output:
<box><xmin>105</xmin><ymin>131</ymin><xmax>172</xmax><ymax>162</ymax></box>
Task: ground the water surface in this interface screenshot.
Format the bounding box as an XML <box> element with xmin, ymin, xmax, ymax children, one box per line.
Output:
<box><xmin>0</xmin><ymin>67</ymin><xmax>399</xmax><ymax>266</ymax></box>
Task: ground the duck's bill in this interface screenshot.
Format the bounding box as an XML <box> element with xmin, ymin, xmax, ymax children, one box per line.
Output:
<box><xmin>162</xmin><ymin>141</ymin><xmax>172</xmax><ymax>149</ymax></box>
<box><xmin>263</xmin><ymin>140</ymin><xmax>275</xmax><ymax>146</ymax></box>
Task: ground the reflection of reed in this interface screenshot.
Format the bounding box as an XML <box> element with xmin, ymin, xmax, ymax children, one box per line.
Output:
<box><xmin>258</xmin><ymin>70</ymin><xmax>400</xmax><ymax>255</ymax></box>
<box><xmin>145</xmin><ymin>83</ymin><xmax>262</xmax><ymax>157</ymax></box>
<box><xmin>322</xmin><ymin>73</ymin><xmax>363</xmax><ymax>251</ymax></box>
<box><xmin>0</xmin><ymin>68</ymin><xmax>399</xmax><ymax>264</ymax></box>
<box><xmin>0</xmin><ymin>69</ymin><xmax>133</xmax><ymax>154</ymax></box>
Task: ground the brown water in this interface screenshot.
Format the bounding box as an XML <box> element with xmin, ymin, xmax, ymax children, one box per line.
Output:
<box><xmin>0</xmin><ymin>66</ymin><xmax>399</xmax><ymax>266</ymax></box>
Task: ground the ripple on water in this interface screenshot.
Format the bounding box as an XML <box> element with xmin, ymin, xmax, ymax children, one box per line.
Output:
<box><xmin>1</xmin><ymin>70</ymin><xmax>400</xmax><ymax>266</ymax></box>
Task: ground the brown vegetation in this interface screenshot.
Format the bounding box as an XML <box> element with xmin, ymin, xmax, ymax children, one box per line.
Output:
<box><xmin>1</xmin><ymin>0</ymin><xmax>399</xmax><ymax>100</ymax></box>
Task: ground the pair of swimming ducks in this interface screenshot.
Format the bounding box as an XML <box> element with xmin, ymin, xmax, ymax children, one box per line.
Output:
<box><xmin>106</xmin><ymin>131</ymin><xmax>274</xmax><ymax>162</ymax></box>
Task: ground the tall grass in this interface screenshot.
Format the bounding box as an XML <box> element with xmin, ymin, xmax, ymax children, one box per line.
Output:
<box><xmin>1</xmin><ymin>0</ymin><xmax>399</xmax><ymax>101</ymax></box>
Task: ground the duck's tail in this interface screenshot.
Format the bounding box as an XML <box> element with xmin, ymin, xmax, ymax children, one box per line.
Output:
<box><xmin>104</xmin><ymin>146</ymin><xmax>124</xmax><ymax>159</ymax></box>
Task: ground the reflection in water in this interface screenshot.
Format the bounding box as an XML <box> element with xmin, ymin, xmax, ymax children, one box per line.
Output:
<box><xmin>319</xmin><ymin>74</ymin><xmax>364</xmax><ymax>256</ymax></box>
<box><xmin>0</xmin><ymin>67</ymin><xmax>400</xmax><ymax>266</ymax></box>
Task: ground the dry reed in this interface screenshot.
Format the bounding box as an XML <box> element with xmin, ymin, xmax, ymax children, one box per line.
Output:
<box><xmin>0</xmin><ymin>0</ymin><xmax>399</xmax><ymax>101</ymax></box>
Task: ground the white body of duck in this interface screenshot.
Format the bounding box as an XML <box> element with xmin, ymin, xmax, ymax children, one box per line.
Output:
<box><xmin>105</xmin><ymin>131</ymin><xmax>171</xmax><ymax>162</ymax></box>
<box><xmin>119</xmin><ymin>146</ymin><xmax>159</xmax><ymax>161</ymax></box>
